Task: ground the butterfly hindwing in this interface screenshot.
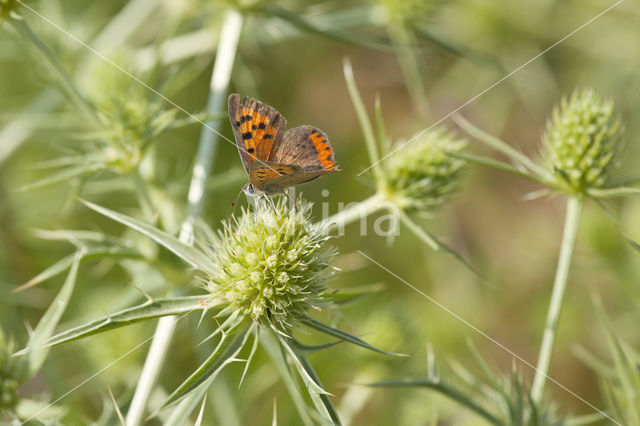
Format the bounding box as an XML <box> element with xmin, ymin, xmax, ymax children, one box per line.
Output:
<box><xmin>228</xmin><ymin>94</ymin><xmax>286</xmax><ymax>172</ymax></box>
<box><xmin>271</xmin><ymin>125</ymin><xmax>339</xmax><ymax>172</ymax></box>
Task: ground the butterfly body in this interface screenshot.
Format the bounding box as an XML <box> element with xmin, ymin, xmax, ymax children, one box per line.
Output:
<box><xmin>228</xmin><ymin>94</ymin><xmax>338</xmax><ymax>195</ymax></box>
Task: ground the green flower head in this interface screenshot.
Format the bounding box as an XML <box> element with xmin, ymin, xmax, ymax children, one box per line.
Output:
<box><xmin>204</xmin><ymin>199</ymin><xmax>335</xmax><ymax>330</ymax></box>
<box><xmin>384</xmin><ymin>127</ymin><xmax>467</xmax><ymax>213</ymax></box>
<box><xmin>0</xmin><ymin>331</ymin><xmax>27</xmax><ymax>412</ymax></box>
<box><xmin>541</xmin><ymin>89</ymin><xmax>623</xmax><ymax>194</ymax></box>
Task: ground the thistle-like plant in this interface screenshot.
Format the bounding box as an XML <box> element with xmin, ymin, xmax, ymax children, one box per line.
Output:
<box><xmin>324</xmin><ymin>60</ymin><xmax>473</xmax><ymax>273</ymax></box>
<box><xmin>369</xmin><ymin>342</ymin><xmax>605</xmax><ymax>426</ymax></box>
<box><xmin>454</xmin><ymin>88</ymin><xmax>634</xmax><ymax>404</ymax></box>
<box><xmin>574</xmin><ymin>298</ymin><xmax>640</xmax><ymax>426</ymax></box>
<box><xmin>27</xmin><ymin>198</ymin><xmax>400</xmax><ymax>425</ymax></box>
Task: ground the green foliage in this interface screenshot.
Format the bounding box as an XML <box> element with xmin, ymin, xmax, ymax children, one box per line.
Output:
<box><xmin>2</xmin><ymin>0</ymin><xmax>640</xmax><ymax>424</ymax></box>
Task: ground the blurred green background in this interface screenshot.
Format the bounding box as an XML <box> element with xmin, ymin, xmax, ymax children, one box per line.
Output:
<box><xmin>1</xmin><ymin>0</ymin><xmax>639</xmax><ymax>424</ymax></box>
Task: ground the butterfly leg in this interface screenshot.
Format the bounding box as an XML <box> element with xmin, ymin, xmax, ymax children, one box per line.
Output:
<box><xmin>281</xmin><ymin>189</ymin><xmax>297</xmax><ymax>212</ymax></box>
<box><xmin>262</xmin><ymin>193</ymin><xmax>277</xmax><ymax>214</ymax></box>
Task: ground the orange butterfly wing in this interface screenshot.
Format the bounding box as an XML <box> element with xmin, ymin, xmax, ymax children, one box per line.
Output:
<box><xmin>228</xmin><ymin>94</ymin><xmax>286</xmax><ymax>172</ymax></box>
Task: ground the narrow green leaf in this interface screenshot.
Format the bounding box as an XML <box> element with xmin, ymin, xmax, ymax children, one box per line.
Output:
<box><xmin>81</xmin><ymin>200</ymin><xmax>216</xmax><ymax>275</ymax></box>
<box><xmin>264</xmin><ymin>6</ymin><xmax>393</xmax><ymax>52</ymax></box>
<box><xmin>325</xmin><ymin>283</ymin><xmax>386</xmax><ymax>305</ymax></box>
<box><xmin>14</xmin><ymin>254</ymin><xmax>75</xmax><ymax>293</ymax></box>
<box><xmin>164</xmin><ymin>382</ymin><xmax>210</xmax><ymax>426</ymax></box>
<box><xmin>32</xmin><ymin>229</ymin><xmax>136</xmax><ymax>247</ymax></box>
<box><xmin>343</xmin><ymin>58</ymin><xmax>385</xmax><ymax>185</ymax></box>
<box><xmin>23</xmin><ymin>296</ymin><xmax>218</xmax><ymax>350</ymax></box>
<box><xmin>16</xmin><ymin>163</ymin><xmax>103</xmax><ymax>191</ymax></box>
<box><xmin>412</xmin><ymin>26</ymin><xmax>504</xmax><ymax>71</ymax></box>
<box><xmin>374</xmin><ymin>94</ymin><xmax>389</xmax><ymax>157</ymax></box>
<box><xmin>300</xmin><ymin>317</ymin><xmax>405</xmax><ymax>357</ymax></box>
<box><xmin>369</xmin><ymin>378</ymin><xmax>503</xmax><ymax>425</ymax></box>
<box><xmin>592</xmin><ymin>296</ymin><xmax>640</xmax><ymax>425</ymax></box>
<box><xmin>572</xmin><ymin>345</ymin><xmax>615</xmax><ymax>379</ymax></box>
<box><xmin>395</xmin><ymin>208</ymin><xmax>482</xmax><ymax>280</ymax></box>
<box><xmin>453</xmin><ymin>152</ymin><xmax>547</xmax><ymax>185</ymax></box>
<box><xmin>294</xmin><ymin>340</ymin><xmax>342</xmax><ymax>354</ymax></box>
<box><xmin>163</xmin><ymin>316</ymin><xmax>252</xmax><ymax>407</ymax></box>
<box><xmin>277</xmin><ymin>333</ymin><xmax>342</xmax><ymax>425</ymax></box>
<box><xmin>26</xmin><ymin>251</ymin><xmax>82</xmax><ymax>375</ymax></box>
<box><xmin>194</xmin><ymin>394</ymin><xmax>207</xmax><ymax>426</ymax></box>
<box><xmin>15</xmin><ymin>245</ymin><xmax>142</xmax><ymax>292</ymax></box>
<box><xmin>453</xmin><ymin>114</ymin><xmax>548</xmax><ymax>179</ymax></box>
<box><xmin>261</xmin><ymin>331</ymin><xmax>315</xmax><ymax>426</ymax></box>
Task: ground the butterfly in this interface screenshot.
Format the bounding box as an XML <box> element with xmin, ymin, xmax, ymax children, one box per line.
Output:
<box><xmin>228</xmin><ymin>94</ymin><xmax>339</xmax><ymax>197</ymax></box>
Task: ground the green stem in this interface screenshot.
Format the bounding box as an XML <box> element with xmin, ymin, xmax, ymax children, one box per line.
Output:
<box><xmin>11</xmin><ymin>19</ymin><xmax>99</xmax><ymax>123</ymax></box>
<box><xmin>531</xmin><ymin>196</ymin><xmax>583</xmax><ymax>403</ymax></box>
<box><xmin>126</xmin><ymin>10</ymin><xmax>243</xmax><ymax>426</ymax></box>
<box><xmin>320</xmin><ymin>193</ymin><xmax>388</xmax><ymax>230</ymax></box>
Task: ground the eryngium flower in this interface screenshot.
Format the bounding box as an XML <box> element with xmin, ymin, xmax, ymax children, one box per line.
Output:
<box><xmin>384</xmin><ymin>127</ymin><xmax>467</xmax><ymax>213</ymax></box>
<box><xmin>541</xmin><ymin>89</ymin><xmax>623</xmax><ymax>194</ymax></box>
<box><xmin>205</xmin><ymin>199</ymin><xmax>335</xmax><ymax>330</ymax></box>
<box><xmin>0</xmin><ymin>331</ymin><xmax>26</xmax><ymax>412</ymax></box>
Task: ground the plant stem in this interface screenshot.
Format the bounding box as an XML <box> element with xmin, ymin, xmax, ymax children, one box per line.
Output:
<box><xmin>320</xmin><ymin>193</ymin><xmax>387</xmax><ymax>230</ymax></box>
<box><xmin>126</xmin><ymin>10</ymin><xmax>243</xmax><ymax>426</ymax></box>
<box><xmin>11</xmin><ymin>19</ymin><xmax>99</xmax><ymax>123</ymax></box>
<box><xmin>531</xmin><ymin>196</ymin><xmax>583</xmax><ymax>403</ymax></box>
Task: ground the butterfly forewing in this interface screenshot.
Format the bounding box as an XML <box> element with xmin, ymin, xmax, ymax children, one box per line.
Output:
<box><xmin>228</xmin><ymin>94</ymin><xmax>286</xmax><ymax>172</ymax></box>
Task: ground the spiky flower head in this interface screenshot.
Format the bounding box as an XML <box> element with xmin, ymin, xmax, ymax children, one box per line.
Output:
<box><xmin>383</xmin><ymin>127</ymin><xmax>467</xmax><ymax>213</ymax></box>
<box><xmin>82</xmin><ymin>51</ymin><xmax>177</xmax><ymax>174</ymax></box>
<box><xmin>0</xmin><ymin>330</ymin><xmax>27</xmax><ymax>412</ymax></box>
<box><xmin>541</xmin><ymin>89</ymin><xmax>623</xmax><ymax>194</ymax></box>
<box><xmin>204</xmin><ymin>199</ymin><xmax>335</xmax><ymax>330</ymax></box>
